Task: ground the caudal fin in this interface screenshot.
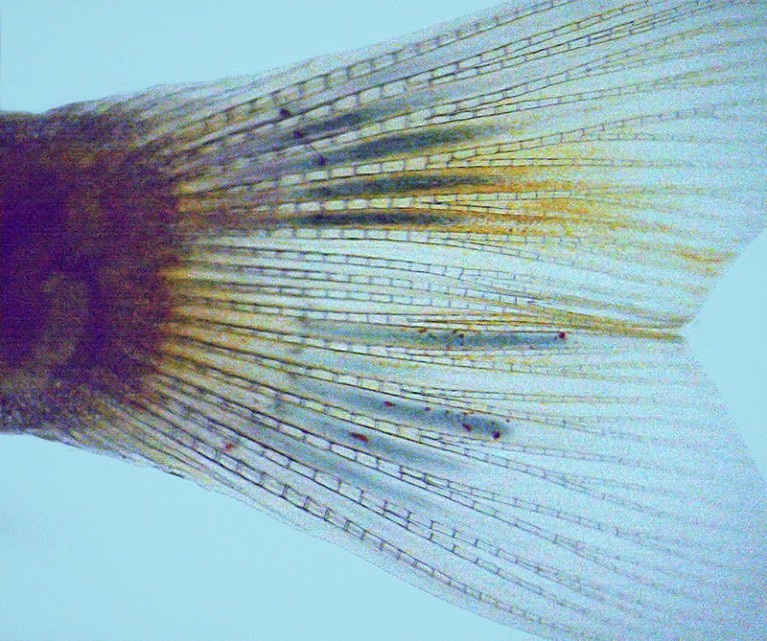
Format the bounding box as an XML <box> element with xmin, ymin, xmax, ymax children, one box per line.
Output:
<box><xmin>5</xmin><ymin>2</ymin><xmax>766</xmax><ymax>640</ymax></box>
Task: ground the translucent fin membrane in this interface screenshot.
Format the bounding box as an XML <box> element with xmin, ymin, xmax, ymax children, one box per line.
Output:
<box><xmin>2</xmin><ymin>2</ymin><xmax>766</xmax><ymax>641</ymax></box>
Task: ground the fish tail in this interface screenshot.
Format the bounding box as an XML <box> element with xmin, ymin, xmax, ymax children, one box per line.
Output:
<box><xmin>2</xmin><ymin>2</ymin><xmax>766</xmax><ymax>640</ymax></box>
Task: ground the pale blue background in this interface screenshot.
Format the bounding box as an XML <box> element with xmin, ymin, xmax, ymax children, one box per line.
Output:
<box><xmin>0</xmin><ymin>2</ymin><xmax>764</xmax><ymax>640</ymax></box>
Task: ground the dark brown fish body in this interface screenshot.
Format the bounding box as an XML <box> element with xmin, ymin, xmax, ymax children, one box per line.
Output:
<box><xmin>1</xmin><ymin>112</ymin><xmax>178</xmax><ymax>423</ymax></box>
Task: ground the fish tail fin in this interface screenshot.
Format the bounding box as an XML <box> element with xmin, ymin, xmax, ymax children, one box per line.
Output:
<box><xmin>6</xmin><ymin>2</ymin><xmax>766</xmax><ymax>640</ymax></box>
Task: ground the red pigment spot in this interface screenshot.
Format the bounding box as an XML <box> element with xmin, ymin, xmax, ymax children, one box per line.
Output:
<box><xmin>461</xmin><ymin>423</ymin><xmax>473</xmax><ymax>432</ymax></box>
<box><xmin>223</xmin><ymin>442</ymin><xmax>235</xmax><ymax>453</ymax></box>
<box><xmin>350</xmin><ymin>432</ymin><xmax>369</xmax><ymax>444</ymax></box>
<box><xmin>558</xmin><ymin>331</ymin><xmax>567</xmax><ymax>340</ymax></box>
<box><xmin>491</xmin><ymin>430</ymin><xmax>501</xmax><ymax>440</ymax></box>
<box><xmin>383</xmin><ymin>400</ymin><xmax>395</xmax><ymax>408</ymax></box>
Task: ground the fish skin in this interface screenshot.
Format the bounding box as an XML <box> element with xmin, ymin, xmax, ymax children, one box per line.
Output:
<box><xmin>1</xmin><ymin>1</ymin><xmax>767</xmax><ymax>640</ymax></box>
